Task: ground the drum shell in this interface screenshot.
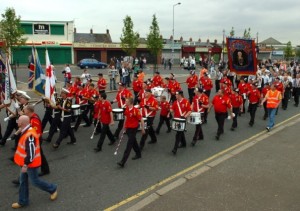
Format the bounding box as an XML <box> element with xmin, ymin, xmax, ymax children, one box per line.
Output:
<box><xmin>113</xmin><ymin>109</ymin><xmax>124</xmax><ymax>121</ymax></box>
<box><xmin>72</xmin><ymin>105</ymin><xmax>81</xmax><ymax>116</ymax></box>
<box><xmin>171</xmin><ymin>118</ymin><xmax>186</xmax><ymax>131</ymax></box>
<box><xmin>187</xmin><ymin>112</ymin><xmax>202</xmax><ymax>125</ymax></box>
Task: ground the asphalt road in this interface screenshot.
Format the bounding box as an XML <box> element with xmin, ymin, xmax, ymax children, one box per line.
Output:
<box><xmin>0</xmin><ymin>68</ymin><xmax>299</xmax><ymax>210</ymax></box>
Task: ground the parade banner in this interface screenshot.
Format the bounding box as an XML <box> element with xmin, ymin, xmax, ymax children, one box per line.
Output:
<box><xmin>45</xmin><ymin>49</ymin><xmax>55</xmax><ymax>104</ymax></box>
<box><xmin>4</xmin><ymin>58</ymin><xmax>11</xmax><ymax>104</ymax></box>
<box><xmin>0</xmin><ymin>53</ymin><xmax>5</xmax><ymax>91</ymax></box>
<box><xmin>226</xmin><ymin>37</ymin><xmax>257</xmax><ymax>75</ymax></box>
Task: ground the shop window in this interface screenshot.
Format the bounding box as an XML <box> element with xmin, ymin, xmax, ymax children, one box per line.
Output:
<box><xmin>50</xmin><ymin>24</ymin><xmax>64</xmax><ymax>35</ymax></box>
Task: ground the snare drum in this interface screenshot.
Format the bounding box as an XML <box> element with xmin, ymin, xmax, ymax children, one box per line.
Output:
<box><xmin>171</xmin><ymin>118</ymin><xmax>186</xmax><ymax>131</ymax></box>
<box><xmin>187</xmin><ymin>112</ymin><xmax>202</xmax><ymax>125</ymax></box>
<box><xmin>72</xmin><ymin>104</ymin><xmax>81</xmax><ymax>116</ymax></box>
<box><xmin>138</xmin><ymin>117</ymin><xmax>147</xmax><ymax>130</ymax></box>
<box><xmin>151</xmin><ymin>87</ymin><xmax>164</xmax><ymax>97</ymax></box>
<box><xmin>112</xmin><ymin>108</ymin><xmax>124</xmax><ymax>121</ymax></box>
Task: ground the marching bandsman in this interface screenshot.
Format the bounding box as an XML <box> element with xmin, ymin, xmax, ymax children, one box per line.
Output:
<box><xmin>238</xmin><ymin>77</ymin><xmax>248</xmax><ymax>114</ymax></box>
<box><xmin>155</xmin><ymin>95</ymin><xmax>171</xmax><ymax>134</ymax></box>
<box><xmin>94</xmin><ymin>93</ymin><xmax>116</xmax><ymax>152</ymax></box>
<box><xmin>190</xmin><ymin>87</ymin><xmax>209</xmax><ymax>146</ymax></box>
<box><xmin>293</xmin><ymin>73</ymin><xmax>300</xmax><ymax>107</ymax></box>
<box><xmin>208</xmin><ymin>89</ymin><xmax>233</xmax><ymax>140</ymax></box>
<box><xmin>45</xmin><ymin>94</ymin><xmax>62</xmax><ymax>143</ymax></box>
<box><xmin>66</xmin><ymin>81</ymin><xmax>75</xmax><ymax>99</ymax></box>
<box><xmin>200</xmin><ymin>73</ymin><xmax>213</xmax><ymax>97</ymax></box>
<box><xmin>87</xmin><ymin>83</ymin><xmax>99</xmax><ymax>123</ymax></box>
<box><xmin>170</xmin><ymin>90</ymin><xmax>192</xmax><ymax>155</ymax></box>
<box><xmin>137</xmin><ymin>82</ymin><xmax>147</xmax><ymax>104</ymax></box>
<box><xmin>74</xmin><ymin>84</ymin><xmax>91</xmax><ymax>131</ymax></box>
<box><xmin>220</xmin><ymin>74</ymin><xmax>232</xmax><ymax>88</ymax></box>
<box><xmin>146</xmin><ymin>79</ymin><xmax>155</xmax><ymax>90</ymax></box>
<box><xmin>132</xmin><ymin>75</ymin><xmax>143</xmax><ymax>105</ymax></box>
<box><xmin>111</xmin><ymin>82</ymin><xmax>133</xmax><ymax>139</ymax></box>
<box><xmin>53</xmin><ymin>88</ymin><xmax>77</xmax><ymax>149</ymax></box>
<box><xmin>260</xmin><ymin>84</ymin><xmax>282</xmax><ymax>132</ymax></box>
<box><xmin>281</xmin><ymin>75</ymin><xmax>292</xmax><ymax>110</ymax></box>
<box><xmin>221</xmin><ymin>81</ymin><xmax>232</xmax><ymax>97</ymax></box>
<box><xmin>230</xmin><ymin>88</ymin><xmax>243</xmax><ymax>131</ymax></box>
<box><xmin>139</xmin><ymin>89</ymin><xmax>159</xmax><ymax>151</ymax></box>
<box><xmin>167</xmin><ymin>73</ymin><xmax>181</xmax><ymax>104</ymax></box>
<box><xmin>261</xmin><ymin>82</ymin><xmax>271</xmax><ymax>120</ymax></box>
<box><xmin>117</xmin><ymin>97</ymin><xmax>145</xmax><ymax>168</ymax></box>
<box><xmin>186</xmin><ymin>70</ymin><xmax>198</xmax><ymax>103</ymax></box>
<box><xmin>41</xmin><ymin>97</ymin><xmax>53</xmax><ymax>132</ymax></box>
<box><xmin>247</xmin><ymin>83</ymin><xmax>261</xmax><ymax>126</ymax></box>
<box><xmin>97</xmin><ymin>73</ymin><xmax>107</xmax><ymax>94</ymax></box>
<box><xmin>92</xmin><ymin>95</ymin><xmax>102</xmax><ymax>136</ymax></box>
<box><xmin>152</xmin><ymin>71</ymin><xmax>163</xmax><ymax>87</ymax></box>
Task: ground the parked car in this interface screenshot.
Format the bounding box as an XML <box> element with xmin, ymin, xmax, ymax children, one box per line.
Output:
<box><xmin>77</xmin><ymin>58</ymin><xmax>108</xmax><ymax>69</ymax></box>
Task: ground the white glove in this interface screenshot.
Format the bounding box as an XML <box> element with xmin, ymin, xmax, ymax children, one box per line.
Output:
<box><xmin>4</xmin><ymin>117</ymin><xmax>10</xmax><ymax>122</ymax></box>
<box><xmin>14</xmin><ymin>103</ymin><xmax>20</xmax><ymax>109</ymax></box>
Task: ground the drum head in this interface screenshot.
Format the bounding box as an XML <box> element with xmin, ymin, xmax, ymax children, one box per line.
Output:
<box><xmin>113</xmin><ymin>108</ymin><xmax>123</xmax><ymax>112</ymax></box>
<box><xmin>72</xmin><ymin>105</ymin><xmax>80</xmax><ymax>108</ymax></box>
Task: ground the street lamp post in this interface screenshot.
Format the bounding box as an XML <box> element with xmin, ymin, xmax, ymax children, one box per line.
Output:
<box><xmin>172</xmin><ymin>2</ymin><xmax>181</xmax><ymax>66</ymax></box>
<box><xmin>222</xmin><ymin>29</ymin><xmax>225</xmax><ymax>63</ymax></box>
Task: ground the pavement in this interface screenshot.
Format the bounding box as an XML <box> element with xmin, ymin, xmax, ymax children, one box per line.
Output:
<box><xmin>125</xmin><ymin>115</ymin><xmax>300</xmax><ymax>211</ymax></box>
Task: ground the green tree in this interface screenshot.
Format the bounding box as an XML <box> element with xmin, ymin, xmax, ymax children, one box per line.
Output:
<box><xmin>229</xmin><ymin>27</ymin><xmax>235</xmax><ymax>37</ymax></box>
<box><xmin>0</xmin><ymin>7</ymin><xmax>26</xmax><ymax>60</ymax></box>
<box><xmin>146</xmin><ymin>14</ymin><xmax>163</xmax><ymax>72</ymax></box>
<box><xmin>284</xmin><ymin>41</ymin><xmax>293</xmax><ymax>60</ymax></box>
<box><xmin>120</xmin><ymin>15</ymin><xmax>139</xmax><ymax>56</ymax></box>
<box><xmin>295</xmin><ymin>48</ymin><xmax>300</xmax><ymax>59</ymax></box>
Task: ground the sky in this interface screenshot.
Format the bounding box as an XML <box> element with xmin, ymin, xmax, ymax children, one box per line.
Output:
<box><xmin>2</xmin><ymin>0</ymin><xmax>300</xmax><ymax>45</ymax></box>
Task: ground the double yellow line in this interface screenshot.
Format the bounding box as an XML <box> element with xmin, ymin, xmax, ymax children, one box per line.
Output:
<box><xmin>105</xmin><ymin>113</ymin><xmax>300</xmax><ymax>211</ymax></box>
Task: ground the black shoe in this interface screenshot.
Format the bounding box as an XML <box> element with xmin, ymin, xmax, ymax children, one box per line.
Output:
<box><xmin>263</xmin><ymin>116</ymin><xmax>267</xmax><ymax>120</ymax></box>
<box><xmin>38</xmin><ymin>172</ymin><xmax>50</xmax><ymax>177</ymax></box>
<box><xmin>155</xmin><ymin>130</ymin><xmax>159</xmax><ymax>135</ymax></box>
<box><xmin>139</xmin><ymin>145</ymin><xmax>144</xmax><ymax>151</ymax></box>
<box><xmin>171</xmin><ymin>149</ymin><xmax>177</xmax><ymax>155</ymax></box>
<box><xmin>45</xmin><ymin>139</ymin><xmax>51</xmax><ymax>143</ymax></box>
<box><xmin>73</xmin><ymin>127</ymin><xmax>78</xmax><ymax>132</ymax></box>
<box><xmin>9</xmin><ymin>156</ymin><xmax>14</xmax><ymax>162</ymax></box>
<box><xmin>132</xmin><ymin>155</ymin><xmax>141</xmax><ymax>160</ymax></box>
<box><xmin>178</xmin><ymin>145</ymin><xmax>186</xmax><ymax>148</ymax></box>
<box><xmin>94</xmin><ymin>132</ymin><xmax>100</xmax><ymax>136</ymax></box>
<box><xmin>0</xmin><ymin>141</ymin><xmax>6</xmax><ymax>146</ymax></box>
<box><xmin>52</xmin><ymin>143</ymin><xmax>59</xmax><ymax>149</ymax></box>
<box><xmin>108</xmin><ymin>141</ymin><xmax>115</xmax><ymax>146</ymax></box>
<box><xmin>94</xmin><ymin>147</ymin><xmax>102</xmax><ymax>152</ymax></box>
<box><xmin>191</xmin><ymin>140</ymin><xmax>196</xmax><ymax>146</ymax></box>
<box><xmin>215</xmin><ymin>135</ymin><xmax>220</xmax><ymax>141</ymax></box>
<box><xmin>12</xmin><ymin>179</ymin><xmax>20</xmax><ymax>185</ymax></box>
<box><xmin>148</xmin><ymin>140</ymin><xmax>157</xmax><ymax>144</ymax></box>
<box><xmin>203</xmin><ymin>120</ymin><xmax>207</xmax><ymax>124</ymax></box>
<box><xmin>266</xmin><ymin>127</ymin><xmax>270</xmax><ymax>132</ymax></box>
<box><xmin>11</xmin><ymin>147</ymin><xmax>16</xmax><ymax>151</ymax></box>
<box><xmin>230</xmin><ymin>127</ymin><xmax>235</xmax><ymax>131</ymax></box>
<box><xmin>67</xmin><ymin>141</ymin><xmax>76</xmax><ymax>145</ymax></box>
<box><xmin>249</xmin><ymin>122</ymin><xmax>253</xmax><ymax>127</ymax></box>
<box><xmin>117</xmin><ymin>162</ymin><xmax>124</xmax><ymax>168</ymax></box>
<box><xmin>166</xmin><ymin>129</ymin><xmax>171</xmax><ymax>133</ymax></box>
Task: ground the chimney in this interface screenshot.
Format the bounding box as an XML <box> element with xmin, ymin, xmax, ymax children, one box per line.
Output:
<box><xmin>214</xmin><ymin>39</ymin><xmax>217</xmax><ymax>44</ymax></box>
<box><xmin>106</xmin><ymin>29</ymin><xmax>109</xmax><ymax>34</ymax></box>
<box><xmin>198</xmin><ymin>38</ymin><xmax>201</xmax><ymax>42</ymax></box>
<box><xmin>74</xmin><ymin>27</ymin><xmax>77</xmax><ymax>33</ymax></box>
<box><xmin>170</xmin><ymin>35</ymin><xmax>173</xmax><ymax>41</ymax></box>
<box><xmin>189</xmin><ymin>37</ymin><xmax>193</xmax><ymax>42</ymax></box>
<box><xmin>180</xmin><ymin>36</ymin><xmax>183</xmax><ymax>42</ymax></box>
<box><xmin>207</xmin><ymin>39</ymin><xmax>210</xmax><ymax>43</ymax></box>
<box><xmin>90</xmin><ymin>28</ymin><xmax>93</xmax><ymax>34</ymax></box>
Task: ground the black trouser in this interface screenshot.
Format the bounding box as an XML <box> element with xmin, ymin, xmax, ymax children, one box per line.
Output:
<box><xmin>215</xmin><ymin>112</ymin><xmax>227</xmax><ymax>136</ymax></box>
<box><xmin>188</xmin><ymin>88</ymin><xmax>195</xmax><ymax>104</ymax></box>
<box><xmin>114</xmin><ymin>119</ymin><xmax>124</xmax><ymax>138</ymax></box>
<box><xmin>40</xmin><ymin>140</ymin><xmax>50</xmax><ymax>174</ymax></box>
<box><xmin>204</xmin><ymin>90</ymin><xmax>211</xmax><ymax>98</ymax></box>
<box><xmin>173</xmin><ymin>131</ymin><xmax>186</xmax><ymax>152</ymax></box>
<box><xmin>134</xmin><ymin>91</ymin><xmax>139</xmax><ymax>105</ymax></box>
<box><xmin>156</xmin><ymin>115</ymin><xmax>171</xmax><ymax>133</ymax></box>
<box><xmin>263</xmin><ymin>102</ymin><xmax>268</xmax><ymax>119</ymax></box>
<box><xmin>170</xmin><ymin>94</ymin><xmax>176</xmax><ymax>104</ymax></box>
<box><xmin>193</xmin><ymin>124</ymin><xmax>203</xmax><ymax>140</ymax></box>
<box><xmin>232</xmin><ymin>107</ymin><xmax>239</xmax><ymax>128</ymax></box>
<box><xmin>249</xmin><ymin>103</ymin><xmax>258</xmax><ymax>124</ymax></box>
<box><xmin>96</xmin><ymin>124</ymin><xmax>115</xmax><ymax>149</ymax></box>
<box><xmin>74</xmin><ymin>106</ymin><xmax>90</xmax><ymax>130</ymax></box>
<box><xmin>282</xmin><ymin>91</ymin><xmax>290</xmax><ymax>109</ymax></box>
<box><xmin>140</xmin><ymin>117</ymin><xmax>157</xmax><ymax>148</ymax></box>
<box><xmin>120</xmin><ymin>127</ymin><xmax>141</xmax><ymax>165</ymax></box>
<box><xmin>46</xmin><ymin>114</ymin><xmax>61</xmax><ymax>142</ymax></box>
<box><xmin>88</xmin><ymin>104</ymin><xmax>94</xmax><ymax>123</ymax></box>
<box><xmin>215</xmin><ymin>80</ymin><xmax>220</xmax><ymax>92</ymax></box>
<box><xmin>1</xmin><ymin>117</ymin><xmax>18</xmax><ymax>143</ymax></box>
<box><xmin>294</xmin><ymin>88</ymin><xmax>300</xmax><ymax>106</ymax></box>
<box><xmin>55</xmin><ymin>117</ymin><xmax>76</xmax><ymax>145</ymax></box>
<box><xmin>242</xmin><ymin>98</ymin><xmax>247</xmax><ymax>113</ymax></box>
<box><xmin>42</xmin><ymin>107</ymin><xmax>53</xmax><ymax>132</ymax></box>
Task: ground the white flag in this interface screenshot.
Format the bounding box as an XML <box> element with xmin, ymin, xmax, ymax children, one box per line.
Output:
<box><xmin>45</xmin><ymin>50</ymin><xmax>56</xmax><ymax>104</ymax></box>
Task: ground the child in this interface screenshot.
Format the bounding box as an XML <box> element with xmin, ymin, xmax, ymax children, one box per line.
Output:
<box><xmin>155</xmin><ymin>95</ymin><xmax>171</xmax><ymax>134</ymax></box>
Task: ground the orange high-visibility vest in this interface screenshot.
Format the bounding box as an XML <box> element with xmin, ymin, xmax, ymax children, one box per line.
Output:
<box><xmin>14</xmin><ymin>128</ymin><xmax>41</xmax><ymax>168</ymax></box>
<box><xmin>266</xmin><ymin>90</ymin><xmax>281</xmax><ymax>109</ymax></box>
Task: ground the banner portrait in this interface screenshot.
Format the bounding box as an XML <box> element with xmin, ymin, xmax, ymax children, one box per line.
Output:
<box><xmin>226</xmin><ymin>37</ymin><xmax>257</xmax><ymax>75</ymax></box>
